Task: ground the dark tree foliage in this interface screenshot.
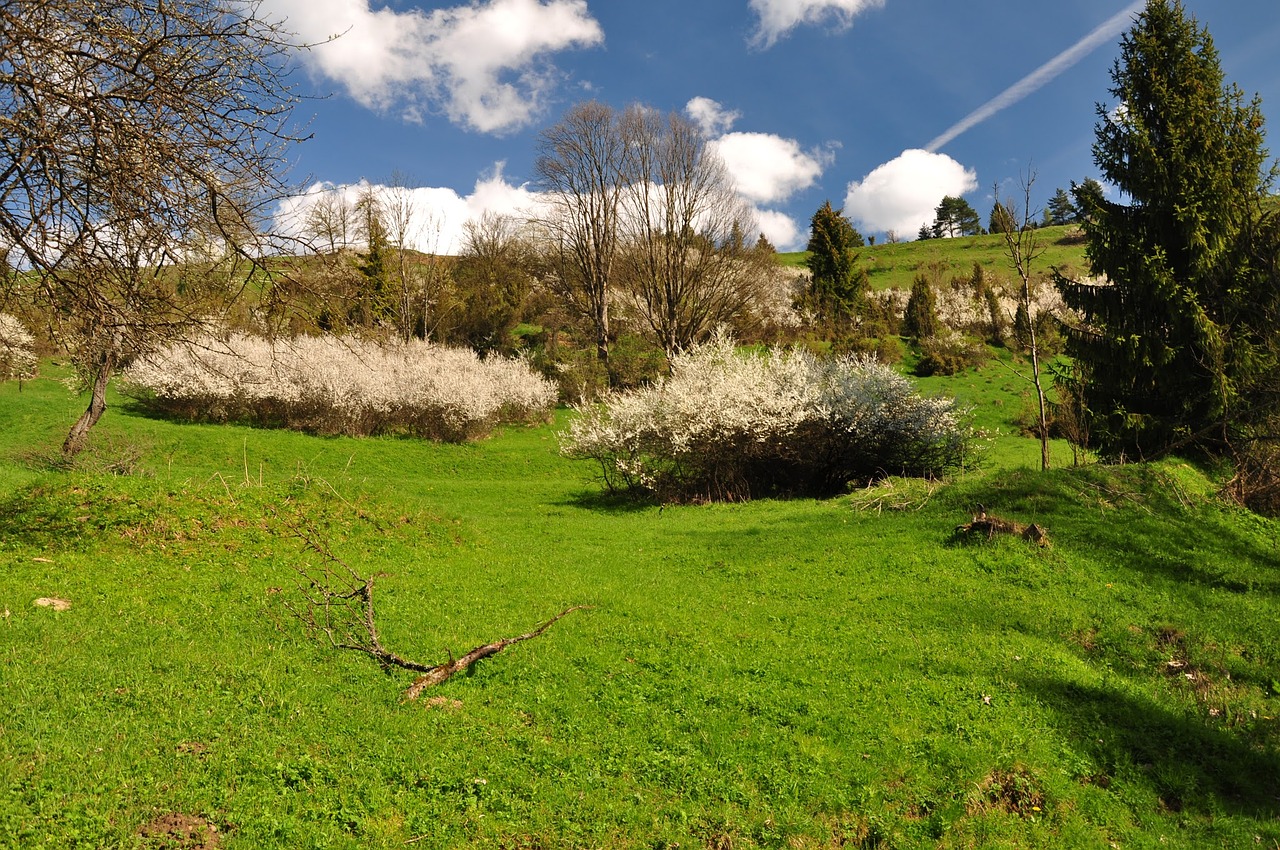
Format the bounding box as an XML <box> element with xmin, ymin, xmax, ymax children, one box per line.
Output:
<box><xmin>1056</xmin><ymin>0</ymin><xmax>1278</xmax><ymax>460</ymax></box>
<box><xmin>1046</xmin><ymin>188</ymin><xmax>1076</xmax><ymax>225</ymax></box>
<box><xmin>1071</xmin><ymin>178</ymin><xmax>1106</xmax><ymax>223</ymax></box>
<box><xmin>916</xmin><ymin>223</ymin><xmax>934</xmax><ymax>241</ymax></box>
<box><xmin>988</xmin><ymin>200</ymin><xmax>1016</xmax><ymax>235</ymax></box>
<box><xmin>903</xmin><ymin>275</ymin><xmax>938</xmax><ymax>340</ymax></box>
<box><xmin>932</xmin><ymin>196</ymin><xmax>981</xmax><ymax>238</ymax></box>
<box><xmin>804</xmin><ymin>200</ymin><xmax>866</xmax><ymax>326</ymax></box>
<box><xmin>353</xmin><ymin>192</ymin><xmax>393</xmax><ymax>325</ymax></box>
<box><xmin>450</xmin><ymin>212</ymin><xmax>535</xmax><ymax>354</ymax></box>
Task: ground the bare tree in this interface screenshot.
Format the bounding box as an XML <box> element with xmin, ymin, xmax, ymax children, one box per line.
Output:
<box><xmin>618</xmin><ymin>107</ymin><xmax>768</xmax><ymax>357</ymax></box>
<box><xmin>0</xmin><ymin>0</ymin><xmax>304</xmax><ymax>455</ymax></box>
<box><xmin>996</xmin><ymin>173</ymin><xmax>1051</xmax><ymax>471</ymax></box>
<box><xmin>534</xmin><ymin>101</ymin><xmax>630</xmax><ymax>366</ymax></box>
<box><xmin>304</xmin><ymin>190</ymin><xmax>355</xmax><ymax>254</ymax></box>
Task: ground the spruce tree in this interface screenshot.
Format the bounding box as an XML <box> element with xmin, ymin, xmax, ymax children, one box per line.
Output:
<box><xmin>1046</xmin><ymin>188</ymin><xmax>1076</xmax><ymax>225</ymax></box>
<box><xmin>804</xmin><ymin>200</ymin><xmax>866</xmax><ymax>326</ymax></box>
<box><xmin>1070</xmin><ymin>178</ymin><xmax>1106</xmax><ymax>224</ymax></box>
<box><xmin>903</xmin><ymin>275</ymin><xmax>938</xmax><ymax>340</ymax></box>
<box><xmin>1056</xmin><ymin>0</ymin><xmax>1276</xmax><ymax>459</ymax></box>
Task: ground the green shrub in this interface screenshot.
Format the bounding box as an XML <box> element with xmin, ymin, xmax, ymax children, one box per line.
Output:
<box><xmin>916</xmin><ymin>332</ymin><xmax>989</xmax><ymax>377</ymax></box>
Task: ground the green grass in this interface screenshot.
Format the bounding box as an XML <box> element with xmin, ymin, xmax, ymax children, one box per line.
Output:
<box><xmin>777</xmin><ymin>225</ymin><xmax>1090</xmax><ymax>291</ymax></box>
<box><xmin>1</xmin><ymin>362</ymin><xmax>1277</xmax><ymax>848</ymax></box>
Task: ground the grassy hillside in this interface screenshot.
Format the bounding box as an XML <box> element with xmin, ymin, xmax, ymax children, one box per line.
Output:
<box><xmin>778</xmin><ymin>224</ymin><xmax>1091</xmax><ymax>291</ymax></box>
<box><xmin>0</xmin><ymin>361</ymin><xmax>1277</xmax><ymax>848</ymax></box>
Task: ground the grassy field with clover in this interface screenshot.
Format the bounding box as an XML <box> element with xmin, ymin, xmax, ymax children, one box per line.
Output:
<box><xmin>0</xmin><ymin>358</ymin><xmax>1277</xmax><ymax>849</ymax></box>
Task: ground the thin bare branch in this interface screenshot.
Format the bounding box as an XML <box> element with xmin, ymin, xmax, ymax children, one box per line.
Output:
<box><xmin>281</xmin><ymin>524</ymin><xmax>590</xmax><ymax>700</ymax></box>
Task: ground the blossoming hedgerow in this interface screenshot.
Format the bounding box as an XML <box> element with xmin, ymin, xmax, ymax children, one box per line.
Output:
<box><xmin>562</xmin><ymin>333</ymin><xmax>976</xmax><ymax>502</ymax></box>
<box><xmin>0</xmin><ymin>314</ymin><xmax>38</xmax><ymax>381</ymax></box>
<box><xmin>123</xmin><ymin>333</ymin><xmax>557</xmax><ymax>441</ymax></box>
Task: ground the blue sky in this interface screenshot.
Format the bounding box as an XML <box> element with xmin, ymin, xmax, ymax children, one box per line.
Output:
<box><xmin>265</xmin><ymin>0</ymin><xmax>1280</xmax><ymax>251</ymax></box>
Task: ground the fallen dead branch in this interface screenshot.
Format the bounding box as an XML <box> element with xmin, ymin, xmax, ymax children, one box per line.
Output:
<box><xmin>403</xmin><ymin>605</ymin><xmax>587</xmax><ymax>700</ymax></box>
<box><xmin>955</xmin><ymin>505</ymin><xmax>1050</xmax><ymax>547</ymax></box>
<box><xmin>283</xmin><ymin>527</ymin><xmax>588</xmax><ymax>699</ymax></box>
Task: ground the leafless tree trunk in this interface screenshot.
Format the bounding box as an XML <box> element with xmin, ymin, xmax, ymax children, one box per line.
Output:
<box><xmin>535</xmin><ymin>101</ymin><xmax>630</xmax><ymax>367</ymax></box>
<box><xmin>618</xmin><ymin>107</ymin><xmax>767</xmax><ymax>357</ymax></box>
<box><xmin>62</xmin><ymin>349</ymin><xmax>114</xmax><ymax>456</ymax></box>
<box><xmin>0</xmin><ymin>0</ymin><xmax>305</xmax><ymax>455</ymax></box>
<box><xmin>384</xmin><ymin>173</ymin><xmax>423</xmax><ymax>342</ymax></box>
<box><xmin>997</xmin><ymin>173</ymin><xmax>1051</xmax><ymax>471</ymax></box>
<box><xmin>304</xmin><ymin>190</ymin><xmax>357</xmax><ymax>254</ymax></box>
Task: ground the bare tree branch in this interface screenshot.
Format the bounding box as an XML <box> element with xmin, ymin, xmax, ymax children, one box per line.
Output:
<box><xmin>282</xmin><ymin>526</ymin><xmax>589</xmax><ymax>700</ymax></box>
<box><xmin>0</xmin><ymin>0</ymin><xmax>308</xmax><ymax>453</ymax></box>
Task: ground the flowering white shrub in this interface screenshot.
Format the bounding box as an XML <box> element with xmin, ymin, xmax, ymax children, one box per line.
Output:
<box><xmin>562</xmin><ymin>333</ymin><xmax>976</xmax><ymax>501</ymax></box>
<box><xmin>0</xmin><ymin>314</ymin><xmax>37</xmax><ymax>381</ymax></box>
<box><xmin>122</xmin><ymin>334</ymin><xmax>557</xmax><ymax>441</ymax></box>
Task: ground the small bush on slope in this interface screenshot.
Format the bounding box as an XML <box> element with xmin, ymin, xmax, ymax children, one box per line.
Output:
<box><xmin>122</xmin><ymin>333</ymin><xmax>557</xmax><ymax>441</ymax></box>
<box><xmin>0</xmin><ymin>313</ymin><xmax>37</xmax><ymax>381</ymax></box>
<box><xmin>561</xmin><ymin>333</ymin><xmax>976</xmax><ymax>502</ymax></box>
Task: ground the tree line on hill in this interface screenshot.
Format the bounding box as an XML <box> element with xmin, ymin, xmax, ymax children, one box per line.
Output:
<box><xmin>1</xmin><ymin>0</ymin><xmax>1277</xmax><ymax>512</ymax></box>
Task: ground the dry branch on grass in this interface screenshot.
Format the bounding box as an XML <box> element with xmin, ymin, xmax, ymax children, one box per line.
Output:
<box><xmin>283</xmin><ymin>529</ymin><xmax>588</xmax><ymax>699</ymax></box>
<box><xmin>955</xmin><ymin>505</ymin><xmax>1050</xmax><ymax>547</ymax></box>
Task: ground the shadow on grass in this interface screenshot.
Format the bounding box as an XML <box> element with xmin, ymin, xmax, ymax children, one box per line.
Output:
<box><xmin>0</xmin><ymin>479</ymin><xmax>156</xmax><ymax>550</ymax></box>
<box><xmin>944</xmin><ymin>464</ymin><xmax>1280</xmax><ymax>597</ymax></box>
<box><xmin>560</xmin><ymin>487</ymin><xmax>657</xmax><ymax>514</ymax></box>
<box><xmin>1021</xmin><ymin>674</ymin><xmax>1280</xmax><ymax>818</ymax></box>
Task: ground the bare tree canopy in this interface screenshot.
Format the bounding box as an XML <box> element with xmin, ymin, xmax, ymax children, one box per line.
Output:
<box><xmin>535</xmin><ymin>100</ymin><xmax>771</xmax><ymax>366</ymax></box>
<box><xmin>0</xmin><ymin>0</ymin><xmax>305</xmax><ymax>453</ymax></box>
<box><xmin>618</xmin><ymin>106</ymin><xmax>767</xmax><ymax>357</ymax></box>
<box><xmin>534</xmin><ymin>101</ymin><xmax>628</xmax><ymax>364</ymax></box>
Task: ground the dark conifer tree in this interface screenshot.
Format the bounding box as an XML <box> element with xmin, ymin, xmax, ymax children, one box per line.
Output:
<box><xmin>1046</xmin><ymin>188</ymin><xmax>1076</xmax><ymax>225</ymax></box>
<box><xmin>932</xmin><ymin>196</ymin><xmax>981</xmax><ymax>238</ymax></box>
<box><xmin>1056</xmin><ymin>0</ymin><xmax>1277</xmax><ymax>459</ymax></box>
<box><xmin>1070</xmin><ymin>178</ymin><xmax>1106</xmax><ymax>224</ymax></box>
<box><xmin>903</xmin><ymin>275</ymin><xmax>938</xmax><ymax>340</ymax></box>
<box><xmin>804</xmin><ymin>200</ymin><xmax>866</xmax><ymax>326</ymax></box>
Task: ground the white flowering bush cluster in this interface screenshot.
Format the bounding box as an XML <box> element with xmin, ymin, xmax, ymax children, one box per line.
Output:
<box><xmin>123</xmin><ymin>334</ymin><xmax>557</xmax><ymax>441</ymax></box>
<box><xmin>0</xmin><ymin>314</ymin><xmax>37</xmax><ymax>381</ymax></box>
<box><xmin>562</xmin><ymin>334</ymin><xmax>975</xmax><ymax>502</ymax></box>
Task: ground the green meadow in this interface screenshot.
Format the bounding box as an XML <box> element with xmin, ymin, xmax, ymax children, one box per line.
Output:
<box><xmin>1</xmin><ymin>356</ymin><xmax>1277</xmax><ymax>848</ymax></box>
<box><xmin>778</xmin><ymin>225</ymin><xmax>1091</xmax><ymax>291</ymax></box>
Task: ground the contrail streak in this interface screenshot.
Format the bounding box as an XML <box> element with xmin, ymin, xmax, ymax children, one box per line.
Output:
<box><xmin>925</xmin><ymin>1</ymin><xmax>1144</xmax><ymax>153</ymax></box>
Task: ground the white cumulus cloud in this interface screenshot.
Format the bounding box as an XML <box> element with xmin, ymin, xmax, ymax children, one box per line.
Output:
<box><xmin>275</xmin><ymin>164</ymin><xmax>546</xmax><ymax>255</ymax></box>
<box><xmin>686</xmin><ymin>96</ymin><xmax>742</xmax><ymax>138</ymax></box>
<box><xmin>754</xmin><ymin>209</ymin><xmax>803</xmax><ymax>251</ymax></box>
<box><xmin>684</xmin><ymin>97</ymin><xmax>830</xmax><ymax>250</ymax></box>
<box><xmin>713</xmin><ymin>133</ymin><xmax>830</xmax><ymax>206</ymax></box>
<box><xmin>748</xmin><ymin>0</ymin><xmax>885</xmax><ymax>48</ymax></box>
<box><xmin>265</xmin><ymin>0</ymin><xmax>603</xmax><ymax>133</ymax></box>
<box><xmin>843</xmin><ymin>149</ymin><xmax>978</xmax><ymax>239</ymax></box>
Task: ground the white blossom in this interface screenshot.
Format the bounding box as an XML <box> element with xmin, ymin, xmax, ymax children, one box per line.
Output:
<box><xmin>0</xmin><ymin>314</ymin><xmax>37</xmax><ymax>381</ymax></box>
<box><xmin>563</xmin><ymin>332</ymin><xmax>974</xmax><ymax>501</ymax></box>
<box><xmin>123</xmin><ymin>333</ymin><xmax>556</xmax><ymax>441</ymax></box>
